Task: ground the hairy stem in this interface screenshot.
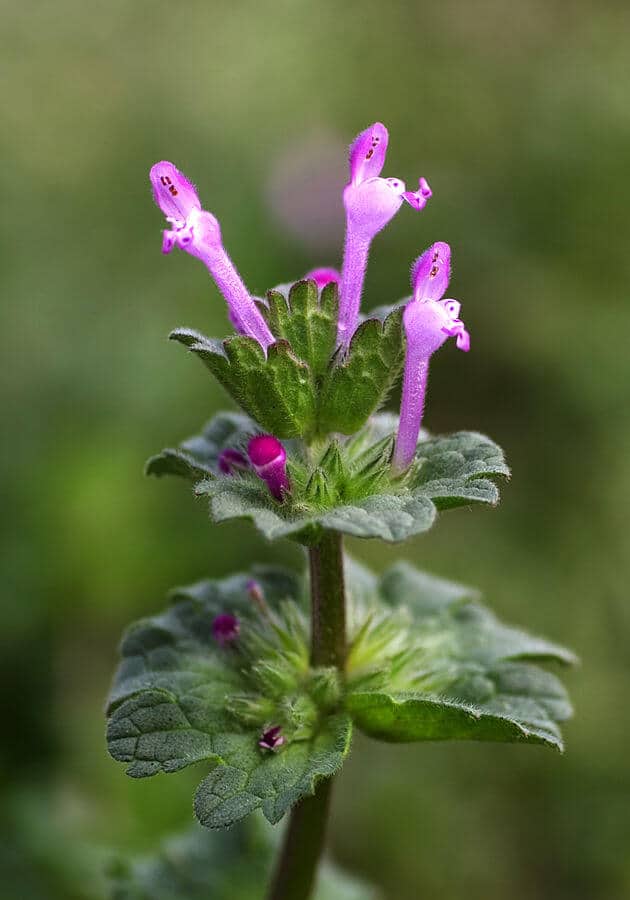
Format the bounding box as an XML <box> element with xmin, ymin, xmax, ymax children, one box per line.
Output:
<box><xmin>309</xmin><ymin>531</ymin><xmax>346</xmax><ymax>668</ymax></box>
<box><xmin>266</xmin><ymin>531</ymin><xmax>346</xmax><ymax>900</ymax></box>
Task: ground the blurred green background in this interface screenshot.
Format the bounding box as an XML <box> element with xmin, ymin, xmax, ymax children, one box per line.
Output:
<box><xmin>2</xmin><ymin>1</ymin><xmax>629</xmax><ymax>897</ymax></box>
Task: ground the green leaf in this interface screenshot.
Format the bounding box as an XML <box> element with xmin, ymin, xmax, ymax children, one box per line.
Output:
<box><xmin>345</xmin><ymin>560</ymin><xmax>575</xmax><ymax>751</ymax></box>
<box><xmin>106</xmin><ymin>556</ymin><xmax>574</xmax><ymax>839</ymax></box>
<box><xmin>170</xmin><ymin>328</ymin><xmax>317</xmax><ymax>439</ymax></box>
<box><xmin>194</xmin><ymin>713</ymin><xmax>351</xmax><ymax>828</ymax></box>
<box><xmin>146</xmin><ymin>412</ymin><xmax>255</xmax><ymax>481</ymax></box>
<box><xmin>379</xmin><ymin>561</ymin><xmax>577</xmax><ymax>664</ymax></box>
<box><xmin>108</xmin><ymin>818</ymin><xmax>380</xmax><ymax>900</ymax></box>
<box><xmin>317</xmin><ymin>310</ymin><xmax>404</xmax><ymax>435</ymax></box>
<box><xmin>193</xmin><ymin>416</ymin><xmax>509</xmax><ymax>544</ymax></box>
<box><xmin>346</xmin><ymin>684</ymin><xmax>567</xmax><ymax>748</ymax></box>
<box><xmin>106</xmin><ymin>566</ymin><xmax>352</xmax><ymax>828</ymax></box>
<box><xmin>263</xmin><ymin>280</ymin><xmax>339</xmax><ymax>379</ymax></box>
<box><xmin>410</xmin><ymin>431</ymin><xmax>511</xmax><ymax>508</ymax></box>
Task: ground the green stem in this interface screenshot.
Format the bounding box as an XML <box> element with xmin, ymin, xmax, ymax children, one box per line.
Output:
<box><xmin>309</xmin><ymin>531</ymin><xmax>346</xmax><ymax>669</ymax></box>
<box><xmin>266</xmin><ymin>531</ymin><xmax>346</xmax><ymax>900</ymax></box>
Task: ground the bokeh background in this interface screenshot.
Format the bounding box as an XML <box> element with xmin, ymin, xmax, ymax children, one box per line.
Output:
<box><xmin>2</xmin><ymin>1</ymin><xmax>629</xmax><ymax>897</ymax></box>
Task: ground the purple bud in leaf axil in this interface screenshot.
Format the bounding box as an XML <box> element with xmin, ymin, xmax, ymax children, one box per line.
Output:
<box><xmin>247</xmin><ymin>435</ymin><xmax>290</xmax><ymax>502</ymax></box>
<box><xmin>259</xmin><ymin>725</ymin><xmax>285</xmax><ymax>752</ymax></box>
<box><xmin>304</xmin><ymin>267</ymin><xmax>340</xmax><ymax>289</ymax></box>
<box><xmin>338</xmin><ymin>124</ymin><xmax>431</xmax><ymax>347</ymax></box>
<box><xmin>392</xmin><ymin>243</ymin><xmax>470</xmax><ymax>474</ymax></box>
<box><xmin>246</xmin><ymin>578</ymin><xmax>266</xmax><ymax>609</ymax></box>
<box><xmin>150</xmin><ymin>161</ymin><xmax>274</xmax><ymax>351</ymax></box>
<box><xmin>218</xmin><ymin>448</ymin><xmax>249</xmax><ymax>476</ymax></box>
<box><xmin>212</xmin><ymin>613</ymin><xmax>240</xmax><ymax>646</ymax></box>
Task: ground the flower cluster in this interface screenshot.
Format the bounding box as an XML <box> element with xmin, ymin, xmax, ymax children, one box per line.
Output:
<box><xmin>150</xmin><ymin>123</ymin><xmax>469</xmax><ymax>498</ymax></box>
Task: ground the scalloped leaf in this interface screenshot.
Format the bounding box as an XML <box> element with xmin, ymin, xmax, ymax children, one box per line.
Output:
<box><xmin>346</xmin><ymin>683</ymin><xmax>566</xmax><ymax>749</ymax></box>
<box><xmin>262</xmin><ymin>280</ymin><xmax>339</xmax><ymax>379</ymax></box>
<box><xmin>411</xmin><ymin>431</ymin><xmax>510</xmax><ymax>509</ymax></box>
<box><xmin>146</xmin><ymin>412</ymin><xmax>255</xmax><ymax>481</ymax></box>
<box><xmin>379</xmin><ymin>562</ymin><xmax>577</xmax><ymax>665</ymax></box>
<box><xmin>170</xmin><ymin>328</ymin><xmax>316</xmax><ymax>439</ymax></box>
<box><xmin>345</xmin><ymin>561</ymin><xmax>574</xmax><ymax>750</ymax></box>
<box><xmin>106</xmin><ymin>567</ymin><xmax>352</xmax><ymax>828</ymax></box>
<box><xmin>193</xmin><ymin>419</ymin><xmax>509</xmax><ymax>544</ymax></box>
<box><xmin>108</xmin><ymin>818</ymin><xmax>380</xmax><ymax>900</ymax></box>
<box><xmin>194</xmin><ymin>713</ymin><xmax>351</xmax><ymax>827</ymax></box>
<box><xmin>317</xmin><ymin>310</ymin><xmax>404</xmax><ymax>436</ymax></box>
<box><xmin>106</xmin><ymin>557</ymin><xmax>574</xmax><ymax>835</ymax></box>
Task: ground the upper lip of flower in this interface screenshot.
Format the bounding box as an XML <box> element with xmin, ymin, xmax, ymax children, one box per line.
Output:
<box><xmin>150</xmin><ymin>161</ymin><xmax>201</xmax><ymax>228</ymax></box>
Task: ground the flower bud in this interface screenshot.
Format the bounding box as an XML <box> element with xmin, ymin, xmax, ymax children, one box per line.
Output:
<box><xmin>248</xmin><ymin>435</ymin><xmax>290</xmax><ymax>502</ymax></box>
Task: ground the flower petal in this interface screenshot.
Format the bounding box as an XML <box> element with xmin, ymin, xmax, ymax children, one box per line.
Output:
<box><xmin>411</xmin><ymin>241</ymin><xmax>451</xmax><ymax>302</ymax></box>
<box><xmin>348</xmin><ymin>123</ymin><xmax>389</xmax><ymax>185</ymax></box>
<box><xmin>402</xmin><ymin>176</ymin><xmax>432</xmax><ymax>210</ymax></box>
<box><xmin>150</xmin><ymin>161</ymin><xmax>201</xmax><ymax>227</ymax></box>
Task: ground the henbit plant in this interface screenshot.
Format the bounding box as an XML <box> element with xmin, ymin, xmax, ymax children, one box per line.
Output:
<box><xmin>105</xmin><ymin>124</ymin><xmax>575</xmax><ymax>900</ymax></box>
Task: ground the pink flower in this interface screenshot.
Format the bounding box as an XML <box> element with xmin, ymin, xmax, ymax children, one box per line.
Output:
<box><xmin>247</xmin><ymin>435</ymin><xmax>290</xmax><ymax>502</ymax></box>
<box><xmin>392</xmin><ymin>243</ymin><xmax>470</xmax><ymax>474</ymax></box>
<box><xmin>337</xmin><ymin>124</ymin><xmax>432</xmax><ymax>346</ymax></box>
<box><xmin>150</xmin><ymin>161</ymin><xmax>274</xmax><ymax>351</ymax></box>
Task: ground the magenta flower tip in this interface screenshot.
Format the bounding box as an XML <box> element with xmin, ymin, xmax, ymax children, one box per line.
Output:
<box><xmin>259</xmin><ymin>725</ymin><xmax>285</xmax><ymax>752</ymax></box>
<box><xmin>248</xmin><ymin>435</ymin><xmax>290</xmax><ymax>502</ymax></box>
<box><xmin>218</xmin><ymin>448</ymin><xmax>249</xmax><ymax>476</ymax></box>
<box><xmin>305</xmin><ymin>267</ymin><xmax>341</xmax><ymax>289</ymax></box>
<box><xmin>248</xmin><ymin>434</ymin><xmax>286</xmax><ymax>468</ymax></box>
<box><xmin>212</xmin><ymin>612</ymin><xmax>240</xmax><ymax>646</ymax></box>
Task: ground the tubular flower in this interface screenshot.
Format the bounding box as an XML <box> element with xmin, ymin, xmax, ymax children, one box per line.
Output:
<box><xmin>247</xmin><ymin>435</ymin><xmax>290</xmax><ymax>502</ymax></box>
<box><xmin>211</xmin><ymin>613</ymin><xmax>240</xmax><ymax>646</ymax></box>
<box><xmin>150</xmin><ymin>161</ymin><xmax>274</xmax><ymax>351</ymax></box>
<box><xmin>337</xmin><ymin>123</ymin><xmax>432</xmax><ymax>346</ymax></box>
<box><xmin>392</xmin><ymin>243</ymin><xmax>470</xmax><ymax>474</ymax></box>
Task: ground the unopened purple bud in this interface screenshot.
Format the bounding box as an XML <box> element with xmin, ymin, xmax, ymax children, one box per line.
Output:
<box><xmin>149</xmin><ymin>161</ymin><xmax>274</xmax><ymax>351</ymax></box>
<box><xmin>258</xmin><ymin>725</ymin><xmax>285</xmax><ymax>752</ymax></box>
<box><xmin>218</xmin><ymin>448</ymin><xmax>249</xmax><ymax>476</ymax></box>
<box><xmin>246</xmin><ymin>578</ymin><xmax>266</xmax><ymax>608</ymax></box>
<box><xmin>212</xmin><ymin>613</ymin><xmax>240</xmax><ymax>646</ymax></box>
<box><xmin>248</xmin><ymin>435</ymin><xmax>290</xmax><ymax>502</ymax></box>
<box><xmin>305</xmin><ymin>267</ymin><xmax>340</xmax><ymax>289</ymax></box>
<box><xmin>411</xmin><ymin>242</ymin><xmax>451</xmax><ymax>302</ymax></box>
